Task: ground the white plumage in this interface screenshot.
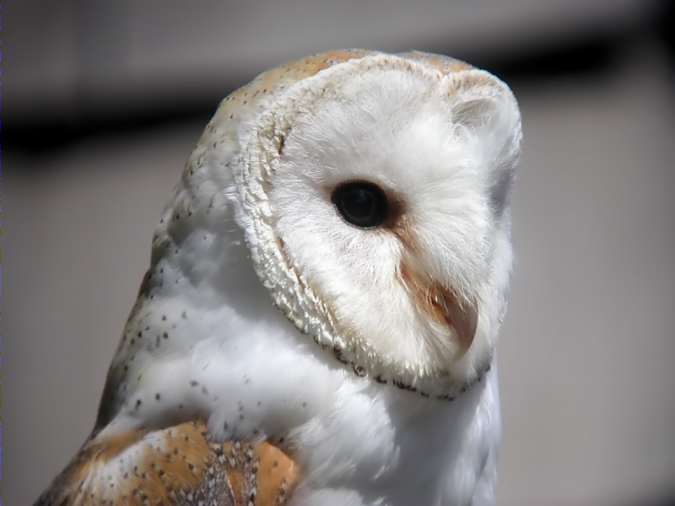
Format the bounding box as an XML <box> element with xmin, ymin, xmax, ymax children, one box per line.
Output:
<box><xmin>38</xmin><ymin>49</ymin><xmax>521</xmax><ymax>506</ymax></box>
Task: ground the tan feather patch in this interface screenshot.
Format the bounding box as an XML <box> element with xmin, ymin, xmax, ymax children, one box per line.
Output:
<box><xmin>36</xmin><ymin>421</ymin><xmax>299</xmax><ymax>505</ymax></box>
<box><xmin>396</xmin><ymin>51</ymin><xmax>473</xmax><ymax>76</ymax></box>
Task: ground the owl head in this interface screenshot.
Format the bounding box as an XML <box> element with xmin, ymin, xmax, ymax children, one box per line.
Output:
<box><xmin>216</xmin><ymin>49</ymin><xmax>524</xmax><ymax>398</ymax></box>
<box><xmin>132</xmin><ymin>50</ymin><xmax>521</xmax><ymax>408</ymax></box>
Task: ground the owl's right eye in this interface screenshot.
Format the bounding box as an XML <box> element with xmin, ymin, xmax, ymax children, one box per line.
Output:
<box><xmin>331</xmin><ymin>181</ymin><xmax>389</xmax><ymax>229</ymax></box>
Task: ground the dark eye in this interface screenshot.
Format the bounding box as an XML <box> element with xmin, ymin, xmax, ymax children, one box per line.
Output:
<box><xmin>331</xmin><ymin>181</ymin><xmax>388</xmax><ymax>228</ymax></box>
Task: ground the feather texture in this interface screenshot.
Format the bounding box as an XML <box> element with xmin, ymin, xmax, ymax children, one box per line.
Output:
<box><xmin>36</xmin><ymin>420</ymin><xmax>298</xmax><ymax>505</ymax></box>
<box><xmin>37</xmin><ymin>49</ymin><xmax>520</xmax><ymax>505</ymax></box>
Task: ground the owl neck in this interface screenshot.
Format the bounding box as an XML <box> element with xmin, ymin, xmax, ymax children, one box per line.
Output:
<box><xmin>97</xmin><ymin>179</ymin><xmax>290</xmax><ymax>430</ymax></box>
<box><xmin>99</xmin><ymin>172</ymin><xmax>491</xmax><ymax>439</ymax></box>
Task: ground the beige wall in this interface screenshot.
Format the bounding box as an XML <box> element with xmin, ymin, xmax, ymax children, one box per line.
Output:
<box><xmin>4</xmin><ymin>2</ymin><xmax>674</xmax><ymax>505</ymax></box>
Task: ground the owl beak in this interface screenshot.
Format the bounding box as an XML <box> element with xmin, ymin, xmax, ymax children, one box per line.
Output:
<box><xmin>398</xmin><ymin>261</ymin><xmax>478</xmax><ymax>353</ymax></box>
<box><xmin>433</xmin><ymin>288</ymin><xmax>478</xmax><ymax>352</ymax></box>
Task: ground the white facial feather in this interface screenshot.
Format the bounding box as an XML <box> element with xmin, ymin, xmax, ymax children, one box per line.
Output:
<box><xmin>239</xmin><ymin>54</ymin><xmax>520</xmax><ymax>396</ymax></box>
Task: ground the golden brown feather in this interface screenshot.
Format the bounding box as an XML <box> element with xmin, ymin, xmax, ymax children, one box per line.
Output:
<box><xmin>35</xmin><ymin>421</ymin><xmax>299</xmax><ymax>506</ymax></box>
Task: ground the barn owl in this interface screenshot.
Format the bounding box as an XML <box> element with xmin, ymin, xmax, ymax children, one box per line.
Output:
<box><xmin>36</xmin><ymin>49</ymin><xmax>521</xmax><ymax>506</ymax></box>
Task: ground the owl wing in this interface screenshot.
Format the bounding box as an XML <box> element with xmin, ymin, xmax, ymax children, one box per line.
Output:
<box><xmin>35</xmin><ymin>420</ymin><xmax>299</xmax><ymax>506</ymax></box>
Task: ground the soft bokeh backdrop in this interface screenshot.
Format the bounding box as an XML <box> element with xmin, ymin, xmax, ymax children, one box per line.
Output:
<box><xmin>5</xmin><ymin>1</ymin><xmax>675</xmax><ymax>504</ymax></box>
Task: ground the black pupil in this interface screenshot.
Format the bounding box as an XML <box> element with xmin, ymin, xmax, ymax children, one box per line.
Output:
<box><xmin>331</xmin><ymin>181</ymin><xmax>388</xmax><ymax>228</ymax></box>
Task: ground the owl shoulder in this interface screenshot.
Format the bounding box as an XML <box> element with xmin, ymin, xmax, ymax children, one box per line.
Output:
<box><xmin>35</xmin><ymin>420</ymin><xmax>298</xmax><ymax>505</ymax></box>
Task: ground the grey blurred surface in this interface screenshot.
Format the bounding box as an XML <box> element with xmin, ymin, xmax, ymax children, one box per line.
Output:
<box><xmin>499</xmin><ymin>46</ymin><xmax>675</xmax><ymax>505</ymax></box>
<box><xmin>5</xmin><ymin>0</ymin><xmax>659</xmax><ymax>122</ymax></box>
<box><xmin>4</xmin><ymin>1</ymin><xmax>675</xmax><ymax>505</ymax></box>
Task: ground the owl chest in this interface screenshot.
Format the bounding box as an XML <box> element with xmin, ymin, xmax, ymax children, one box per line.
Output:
<box><xmin>130</xmin><ymin>314</ymin><xmax>499</xmax><ymax>504</ymax></box>
<box><xmin>288</xmin><ymin>370</ymin><xmax>500</xmax><ymax>506</ymax></box>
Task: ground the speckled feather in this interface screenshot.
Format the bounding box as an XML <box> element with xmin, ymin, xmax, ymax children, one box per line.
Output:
<box><xmin>36</xmin><ymin>420</ymin><xmax>298</xmax><ymax>505</ymax></box>
<box><xmin>37</xmin><ymin>49</ymin><xmax>521</xmax><ymax>506</ymax></box>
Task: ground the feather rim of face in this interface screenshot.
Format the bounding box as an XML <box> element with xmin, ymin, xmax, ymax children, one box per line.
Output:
<box><xmin>235</xmin><ymin>52</ymin><xmax>519</xmax><ymax>398</ymax></box>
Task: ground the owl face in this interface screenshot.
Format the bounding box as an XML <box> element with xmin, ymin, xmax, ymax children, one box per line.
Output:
<box><xmin>233</xmin><ymin>53</ymin><xmax>521</xmax><ymax>397</ymax></box>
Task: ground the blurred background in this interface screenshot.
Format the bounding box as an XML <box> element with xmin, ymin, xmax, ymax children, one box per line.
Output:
<box><xmin>4</xmin><ymin>1</ymin><xmax>675</xmax><ymax>504</ymax></box>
